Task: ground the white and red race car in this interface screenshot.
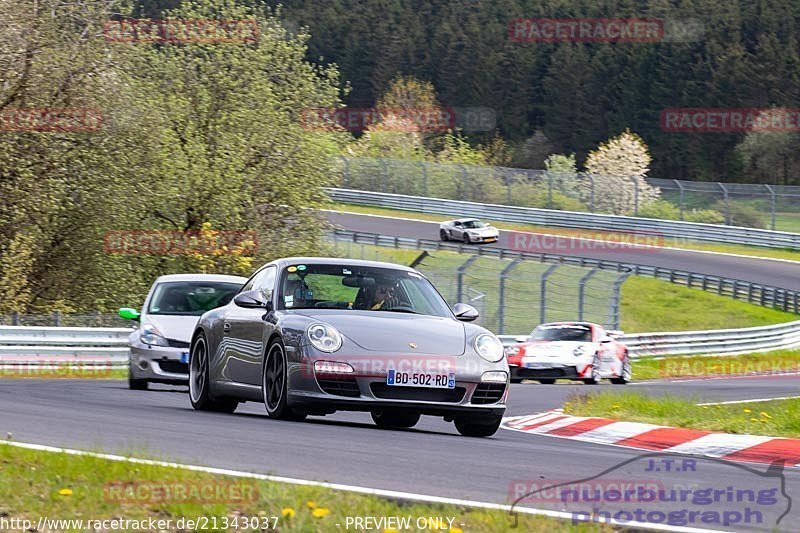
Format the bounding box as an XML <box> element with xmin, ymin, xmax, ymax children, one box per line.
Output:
<box><xmin>505</xmin><ymin>322</ymin><xmax>630</xmax><ymax>384</ymax></box>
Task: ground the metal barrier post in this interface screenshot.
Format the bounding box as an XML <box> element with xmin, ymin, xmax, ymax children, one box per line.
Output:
<box><xmin>578</xmin><ymin>269</ymin><xmax>599</xmax><ymax>321</ymax></box>
<box><xmin>609</xmin><ymin>271</ymin><xmax>631</xmax><ymax>330</ymax></box>
<box><xmin>718</xmin><ymin>183</ymin><xmax>730</xmax><ymax>225</ymax></box>
<box><xmin>340</xmin><ymin>155</ymin><xmax>349</xmax><ymax>188</ymax></box>
<box><xmin>460</xmin><ymin>165</ymin><xmax>468</xmax><ymax>201</ymax></box>
<box><xmin>418</xmin><ymin>161</ymin><xmax>428</xmax><ymax>196</ymax></box>
<box><xmin>498</xmin><ymin>259</ymin><xmax>521</xmax><ymax>334</ymax></box>
<box><xmin>765</xmin><ymin>184</ymin><xmax>776</xmax><ymax>230</ymax></box>
<box><xmin>540</xmin><ymin>264</ymin><xmax>560</xmax><ymax>324</ymax></box>
<box><xmin>588</xmin><ymin>174</ymin><xmax>595</xmax><ymax>212</ymax></box>
<box><xmin>380</xmin><ymin>159</ymin><xmax>389</xmax><ymax>192</ymax></box>
<box><xmin>547</xmin><ymin>172</ymin><xmax>553</xmax><ymax>209</ymax></box>
<box><xmin>674</xmin><ymin>179</ymin><xmax>685</xmax><ymax>220</ymax></box>
<box><xmin>456</xmin><ymin>255</ymin><xmax>479</xmax><ymax>303</ymax></box>
<box><xmin>632</xmin><ymin>176</ymin><xmax>639</xmax><ymax>216</ymax></box>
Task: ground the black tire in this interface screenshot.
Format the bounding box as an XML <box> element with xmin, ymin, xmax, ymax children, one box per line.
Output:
<box><xmin>510</xmin><ymin>377</ymin><xmax>523</xmax><ymax>384</ymax></box>
<box><xmin>371</xmin><ymin>409</ymin><xmax>421</xmax><ymax>429</ymax></box>
<box><xmin>538</xmin><ymin>379</ymin><xmax>556</xmax><ymax>385</ymax></box>
<box><xmin>263</xmin><ymin>339</ymin><xmax>307</xmax><ymax>421</ymax></box>
<box><xmin>454</xmin><ymin>414</ymin><xmax>502</xmax><ymax>437</ymax></box>
<box><xmin>463</xmin><ymin>233</ymin><xmax>471</xmax><ymax>244</ymax></box>
<box><xmin>189</xmin><ymin>332</ymin><xmax>238</xmax><ymax>413</ymax></box>
<box><xmin>128</xmin><ymin>373</ymin><xmax>148</xmax><ymax>390</ymax></box>
<box><xmin>440</xmin><ymin>229</ymin><xmax>449</xmax><ymax>241</ymax></box>
<box><xmin>611</xmin><ymin>352</ymin><xmax>632</xmax><ymax>385</ymax></box>
<box><xmin>583</xmin><ymin>353</ymin><xmax>601</xmax><ymax>385</ymax></box>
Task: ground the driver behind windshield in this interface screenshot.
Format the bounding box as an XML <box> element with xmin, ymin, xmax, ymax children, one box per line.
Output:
<box><xmin>370</xmin><ymin>280</ymin><xmax>397</xmax><ymax>310</ymax></box>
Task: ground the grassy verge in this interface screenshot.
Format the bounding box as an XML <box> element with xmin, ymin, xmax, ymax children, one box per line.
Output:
<box><xmin>0</xmin><ymin>443</ymin><xmax>604</xmax><ymax>532</ymax></box>
<box><xmin>563</xmin><ymin>391</ymin><xmax>800</xmax><ymax>438</ymax></box>
<box><xmin>332</xmin><ymin>242</ymin><xmax>798</xmax><ymax>333</ymax></box>
<box><xmin>328</xmin><ymin>202</ymin><xmax>800</xmax><ymax>263</ymax></box>
<box><xmin>0</xmin><ymin>367</ymin><xmax>128</xmax><ymax>379</ymax></box>
<box><xmin>632</xmin><ymin>349</ymin><xmax>800</xmax><ymax>381</ymax></box>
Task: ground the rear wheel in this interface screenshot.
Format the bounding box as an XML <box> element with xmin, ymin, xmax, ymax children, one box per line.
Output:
<box><xmin>440</xmin><ymin>229</ymin><xmax>449</xmax><ymax>241</ymax></box>
<box><xmin>454</xmin><ymin>414</ymin><xmax>502</xmax><ymax>437</ymax></box>
<box><xmin>371</xmin><ymin>409</ymin><xmax>420</xmax><ymax>429</ymax></box>
<box><xmin>538</xmin><ymin>379</ymin><xmax>556</xmax><ymax>385</ymax></box>
<box><xmin>611</xmin><ymin>353</ymin><xmax>632</xmax><ymax>385</ymax></box>
<box><xmin>189</xmin><ymin>333</ymin><xmax>238</xmax><ymax>413</ymax></box>
<box><xmin>583</xmin><ymin>353</ymin><xmax>602</xmax><ymax>385</ymax></box>
<box><xmin>263</xmin><ymin>339</ymin><xmax>306</xmax><ymax>421</ymax></box>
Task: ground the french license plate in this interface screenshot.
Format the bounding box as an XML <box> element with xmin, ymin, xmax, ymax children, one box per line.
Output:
<box><xmin>386</xmin><ymin>369</ymin><xmax>455</xmax><ymax>389</ymax></box>
<box><xmin>180</xmin><ymin>351</ymin><xmax>190</xmax><ymax>364</ymax></box>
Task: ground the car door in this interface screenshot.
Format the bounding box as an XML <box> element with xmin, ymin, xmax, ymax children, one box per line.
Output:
<box><xmin>594</xmin><ymin>326</ymin><xmax>617</xmax><ymax>372</ymax></box>
<box><xmin>452</xmin><ymin>221</ymin><xmax>463</xmax><ymax>238</ymax></box>
<box><xmin>221</xmin><ymin>266</ymin><xmax>278</xmax><ymax>387</ymax></box>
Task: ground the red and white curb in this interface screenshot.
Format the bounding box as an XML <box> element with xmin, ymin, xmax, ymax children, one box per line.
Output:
<box><xmin>502</xmin><ymin>410</ymin><xmax>800</xmax><ymax>466</ymax></box>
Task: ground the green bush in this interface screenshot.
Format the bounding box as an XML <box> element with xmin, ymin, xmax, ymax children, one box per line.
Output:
<box><xmin>711</xmin><ymin>201</ymin><xmax>767</xmax><ymax>228</ymax></box>
<box><xmin>507</xmin><ymin>183</ymin><xmax>587</xmax><ymax>211</ymax></box>
<box><xmin>638</xmin><ymin>200</ymin><xmax>682</xmax><ymax>220</ymax></box>
<box><xmin>684</xmin><ymin>209</ymin><xmax>725</xmax><ymax>224</ymax></box>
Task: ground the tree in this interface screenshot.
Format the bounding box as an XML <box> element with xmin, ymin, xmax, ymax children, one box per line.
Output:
<box><xmin>582</xmin><ymin>130</ymin><xmax>660</xmax><ymax>215</ymax></box>
<box><xmin>736</xmin><ymin>109</ymin><xmax>800</xmax><ymax>186</ymax></box>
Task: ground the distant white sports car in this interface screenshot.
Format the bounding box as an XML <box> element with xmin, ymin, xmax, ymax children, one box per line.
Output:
<box><xmin>439</xmin><ymin>218</ymin><xmax>499</xmax><ymax>244</ymax></box>
<box><xmin>505</xmin><ymin>322</ymin><xmax>630</xmax><ymax>385</ymax></box>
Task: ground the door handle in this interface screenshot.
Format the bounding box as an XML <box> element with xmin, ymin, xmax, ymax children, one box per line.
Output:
<box><xmin>223</xmin><ymin>322</ymin><xmax>231</xmax><ymax>333</ymax></box>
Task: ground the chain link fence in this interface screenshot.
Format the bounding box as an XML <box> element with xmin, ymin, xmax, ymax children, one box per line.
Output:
<box><xmin>330</xmin><ymin>238</ymin><xmax>628</xmax><ymax>334</ymax></box>
<box><xmin>338</xmin><ymin>157</ymin><xmax>800</xmax><ymax>232</ymax></box>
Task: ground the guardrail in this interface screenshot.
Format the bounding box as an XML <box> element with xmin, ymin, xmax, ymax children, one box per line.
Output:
<box><xmin>326</xmin><ymin>188</ymin><xmax>800</xmax><ymax>250</ymax></box>
<box><xmin>499</xmin><ymin>319</ymin><xmax>800</xmax><ymax>358</ymax></box>
<box><xmin>0</xmin><ymin>326</ymin><xmax>130</xmax><ymax>367</ymax></box>
<box><xmin>330</xmin><ymin>229</ymin><xmax>800</xmax><ymax>314</ymax></box>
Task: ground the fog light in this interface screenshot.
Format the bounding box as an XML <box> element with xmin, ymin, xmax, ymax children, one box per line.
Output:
<box><xmin>314</xmin><ymin>361</ymin><xmax>354</xmax><ymax>374</ymax></box>
<box><xmin>481</xmin><ymin>371</ymin><xmax>508</xmax><ymax>383</ymax></box>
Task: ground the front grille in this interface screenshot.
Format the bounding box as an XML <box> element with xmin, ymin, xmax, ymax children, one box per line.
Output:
<box><xmin>166</xmin><ymin>338</ymin><xmax>191</xmax><ymax>348</ymax></box>
<box><xmin>370</xmin><ymin>383</ymin><xmax>466</xmax><ymax>403</ymax></box>
<box><xmin>318</xmin><ymin>377</ymin><xmax>360</xmax><ymax>397</ymax></box>
<box><xmin>471</xmin><ymin>383</ymin><xmax>506</xmax><ymax>404</ymax></box>
<box><xmin>158</xmin><ymin>360</ymin><xmax>188</xmax><ymax>374</ymax></box>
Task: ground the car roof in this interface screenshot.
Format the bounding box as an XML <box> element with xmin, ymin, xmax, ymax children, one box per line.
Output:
<box><xmin>154</xmin><ymin>273</ymin><xmax>249</xmax><ymax>284</ymax></box>
<box><xmin>270</xmin><ymin>257</ymin><xmax>418</xmax><ymax>273</ymax></box>
<box><xmin>453</xmin><ymin>217</ymin><xmax>480</xmax><ymax>222</ymax></box>
<box><xmin>538</xmin><ymin>321</ymin><xmax>599</xmax><ymax>328</ymax></box>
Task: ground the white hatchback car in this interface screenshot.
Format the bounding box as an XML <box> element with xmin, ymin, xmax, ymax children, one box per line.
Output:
<box><xmin>119</xmin><ymin>273</ymin><xmax>247</xmax><ymax>389</ymax></box>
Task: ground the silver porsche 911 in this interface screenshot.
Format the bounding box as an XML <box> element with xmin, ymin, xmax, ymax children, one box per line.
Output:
<box><xmin>188</xmin><ymin>257</ymin><xmax>509</xmax><ymax>436</ymax></box>
<box><xmin>439</xmin><ymin>218</ymin><xmax>500</xmax><ymax>244</ymax></box>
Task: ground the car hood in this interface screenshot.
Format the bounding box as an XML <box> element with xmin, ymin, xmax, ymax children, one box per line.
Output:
<box><xmin>467</xmin><ymin>227</ymin><xmax>498</xmax><ymax>235</ymax></box>
<box><xmin>293</xmin><ymin>310</ymin><xmax>466</xmax><ymax>355</ymax></box>
<box><xmin>142</xmin><ymin>315</ymin><xmax>200</xmax><ymax>343</ymax></box>
<box><xmin>521</xmin><ymin>341</ymin><xmax>596</xmax><ymax>360</ymax></box>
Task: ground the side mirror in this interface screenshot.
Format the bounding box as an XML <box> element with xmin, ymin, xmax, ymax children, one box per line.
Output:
<box><xmin>599</xmin><ymin>336</ymin><xmax>612</xmax><ymax>343</ymax></box>
<box><xmin>514</xmin><ymin>336</ymin><xmax>528</xmax><ymax>343</ymax></box>
<box><xmin>453</xmin><ymin>302</ymin><xmax>479</xmax><ymax>322</ymax></box>
<box><xmin>118</xmin><ymin>307</ymin><xmax>140</xmax><ymax>321</ymax></box>
<box><xmin>234</xmin><ymin>289</ymin><xmax>272</xmax><ymax>309</ymax></box>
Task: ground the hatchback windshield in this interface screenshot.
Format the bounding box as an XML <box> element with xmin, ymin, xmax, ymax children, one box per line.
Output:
<box><xmin>530</xmin><ymin>325</ymin><xmax>592</xmax><ymax>342</ymax></box>
<box><xmin>148</xmin><ymin>281</ymin><xmax>242</xmax><ymax>316</ymax></box>
<box><xmin>279</xmin><ymin>263</ymin><xmax>452</xmax><ymax>317</ymax></box>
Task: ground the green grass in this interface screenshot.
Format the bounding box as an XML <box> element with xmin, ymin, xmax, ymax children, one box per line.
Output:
<box><xmin>0</xmin><ymin>443</ymin><xmax>605</xmax><ymax>532</ymax></box>
<box><xmin>0</xmin><ymin>367</ymin><xmax>128</xmax><ymax>379</ymax></box>
<box><xmin>632</xmin><ymin>349</ymin><xmax>800</xmax><ymax>381</ymax></box>
<box><xmin>330</xmin><ymin>242</ymin><xmax>798</xmax><ymax>333</ymax></box>
<box><xmin>563</xmin><ymin>391</ymin><xmax>800</xmax><ymax>438</ymax></box>
<box><xmin>329</xmin><ymin>202</ymin><xmax>800</xmax><ymax>263</ymax></box>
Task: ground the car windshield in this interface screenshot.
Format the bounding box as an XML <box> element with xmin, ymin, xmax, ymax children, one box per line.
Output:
<box><xmin>530</xmin><ymin>325</ymin><xmax>593</xmax><ymax>342</ymax></box>
<box><xmin>461</xmin><ymin>220</ymin><xmax>486</xmax><ymax>229</ymax></box>
<box><xmin>279</xmin><ymin>263</ymin><xmax>452</xmax><ymax>317</ymax></box>
<box><xmin>148</xmin><ymin>281</ymin><xmax>242</xmax><ymax>316</ymax></box>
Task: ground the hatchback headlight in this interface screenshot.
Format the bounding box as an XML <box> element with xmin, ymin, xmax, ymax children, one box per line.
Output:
<box><xmin>140</xmin><ymin>324</ymin><xmax>169</xmax><ymax>347</ymax></box>
<box><xmin>307</xmin><ymin>323</ymin><xmax>343</xmax><ymax>353</ymax></box>
<box><xmin>474</xmin><ymin>334</ymin><xmax>504</xmax><ymax>362</ymax></box>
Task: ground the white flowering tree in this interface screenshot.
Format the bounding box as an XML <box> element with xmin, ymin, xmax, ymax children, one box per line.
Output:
<box><xmin>581</xmin><ymin>130</ymin><xmax>660</xmax><ymax>214</ymax></box>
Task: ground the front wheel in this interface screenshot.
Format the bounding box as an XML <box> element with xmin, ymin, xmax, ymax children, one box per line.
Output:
<box><xmin>128</xmin><ymin>374</ymin><xmax>148</xmax><ymax>390</ymax></box>
<box><xmin>371</xmin><ymin>409</ymin><xmax>420</xmax><ymax>429</ymax></box>
<box><xmin>263</xmin><ymin>339</ymin><xmax>306</xmax><ymax>421</ymax></box>
<box><xmin>463</xmin><ymin>233</ymin><xmax>471</xmax><ymax>244</ymax></box>
<box><xmin>583</xmin><ymin>353</ymin><xmax>601</xmax><ymax>385</ymax></box>
<box><xmin>189</xmin><ymin>333</ymin><xmax>238</xmax><ymax>413</ymax></box>
<box><xmin>610</xmin><ymin>353</ymin><xmax>632</xmax><ymax>385</ymax></box>
<box><xmin>454</xmin><ymin>414</ymin><xmax>502</xmax><ymax>437</ymax></box>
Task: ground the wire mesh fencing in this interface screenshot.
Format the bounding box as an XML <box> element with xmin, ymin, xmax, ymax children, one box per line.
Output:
<box><xmin>338</xmin><ymin>157</ymin><xmax>800</xmax><ymax>232</ymax></box>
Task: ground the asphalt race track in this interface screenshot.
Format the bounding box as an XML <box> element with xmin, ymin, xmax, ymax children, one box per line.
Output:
<box><xmin>326</xmin><ymin>211</ymin><xmax>800</xmax><ymax>292</ymax></box>
<box><xmin>2</xmin><ymin>377</ymin><xmax>800</xmax><ymax>531</ymax></box>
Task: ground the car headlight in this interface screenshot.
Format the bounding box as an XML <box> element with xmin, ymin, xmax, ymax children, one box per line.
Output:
<box><xmin>474</xmin><ymin>334</ymin><xmax>504</xmax><ymax>362</ymax></box>
<box><xmin>307</xmin><ymin>323</ymin><xmax>343</xmax><ymax>353</ymax></box>
<box><xmin>573</xmin><ymin>345</ymin><xmax>590</xmax><ymax>357</ymax></box>
<box><xmin>140</xmin><ymin>324</ymin><xmax>169</xmax><ymax>347</ymax></box>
